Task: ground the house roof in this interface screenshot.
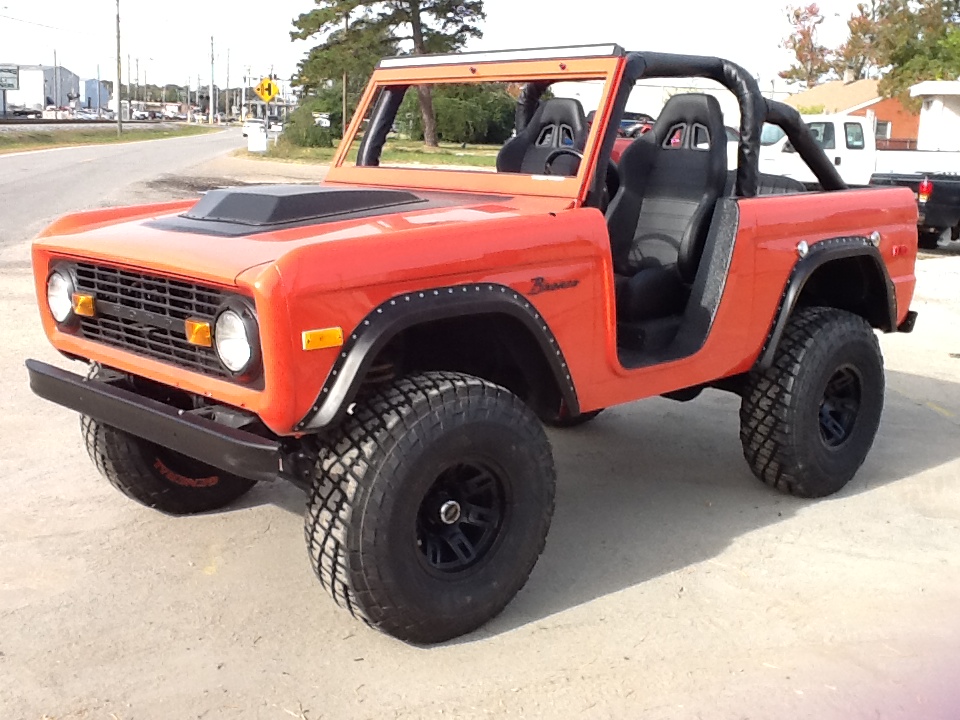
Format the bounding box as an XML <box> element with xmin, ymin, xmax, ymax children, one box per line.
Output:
<box><xmin>783</xmin><ymin>79</ymin><xmax>880</xmax><ymax>113</ymax></box>
<box><xmin>911</xmin><ymin>80</ymin><xmax>960</xmax><ymax>97</ymax></box>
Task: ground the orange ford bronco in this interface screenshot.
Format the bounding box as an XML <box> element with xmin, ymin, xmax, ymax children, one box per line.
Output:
<box><xmin>27</xmin><ymin>45</ymin><xmax>919</xmax><ymax>644</ymax></box>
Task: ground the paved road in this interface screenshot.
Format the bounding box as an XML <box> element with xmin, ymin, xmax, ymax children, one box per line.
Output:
<box><xmin>0</xmin><ymin>142</ymin><xmax>959</xmax><ymax>719</ymax></box>
<box><xmin>0</xmin><ymin>129</ymin><xmax>244</xmax><ymax>250</ymax></box>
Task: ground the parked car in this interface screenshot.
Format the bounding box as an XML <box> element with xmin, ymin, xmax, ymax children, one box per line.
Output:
<box><xmin>870</xmin><ymin>173</ymin><xmax>960</xmax><ymax>248</ymax></box>
<box><xmin>27</xmin><ymin>44</ymin><xmax>919</xmax><ymax>646</ymax></box>
<box><xmin>760</xmin><ymin>114</ymin><xmax>960</xmax><ymax>247</ymax></box>
<box><xmin>242</xmin><ymin>118</ymin><xmax>263</xmax><ymax>137</ymax></box>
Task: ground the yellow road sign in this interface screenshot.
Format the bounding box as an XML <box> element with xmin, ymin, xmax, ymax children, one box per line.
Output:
<box><xmin>255</xmin><ymin>77</ymin><xmax>279</xmax><ymax>103</ymax></box>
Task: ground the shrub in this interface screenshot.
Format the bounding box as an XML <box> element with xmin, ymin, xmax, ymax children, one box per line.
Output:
<box><xmin>283</xmin><ymin>100</ymin><xmax>335</xmax><ymax>148</ymax></box>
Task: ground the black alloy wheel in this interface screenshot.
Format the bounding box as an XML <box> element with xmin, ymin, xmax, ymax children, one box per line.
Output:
<box><xmin>818</xmin><ymin>366</ymin><xmax>863</xmax><ymax>448</ymax></box>
<box><xmin>416</xmin><ymin>461</ymin><xmax>507</xmax><ymax>575</ymax></box>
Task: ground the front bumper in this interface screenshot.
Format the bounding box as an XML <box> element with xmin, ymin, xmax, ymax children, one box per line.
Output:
<box><xmin>26</xmin><ymin>359</ymin><xmax>282</xmax><ymax>483</ymax></box>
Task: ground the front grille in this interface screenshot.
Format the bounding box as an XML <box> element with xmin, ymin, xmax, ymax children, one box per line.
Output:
<box><xmin>74</xmin><ymin>262</ymin><xmax>233</xmax><ymax>380</ymax></box>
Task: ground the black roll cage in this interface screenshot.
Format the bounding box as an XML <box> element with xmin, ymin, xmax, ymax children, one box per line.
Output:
<box><xmin>354</xmin><ymin>49</ymin><xmax>847</xmax><ymax>201</ymax></box>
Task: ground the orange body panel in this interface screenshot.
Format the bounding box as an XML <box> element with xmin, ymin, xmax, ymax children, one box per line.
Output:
<box><xmin>30</xmin><ymin>51</ymin><xmax>919</xmax><ymax>438</ymax></box>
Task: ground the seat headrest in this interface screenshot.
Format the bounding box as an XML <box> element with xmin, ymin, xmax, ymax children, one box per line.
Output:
<box><xmin>519</xmin><ymin>98</ymin><xmax>588</xmax><ymax>155</ymax></box>
<box><xmin>537</xmin><ymin>98</ymin><xmax>587</xmax><ymax>128</ymax></box>
<box><xmin>652</xmin><ymin>94</ymin><xmax>725</xmax><ymax>149</ymax></box>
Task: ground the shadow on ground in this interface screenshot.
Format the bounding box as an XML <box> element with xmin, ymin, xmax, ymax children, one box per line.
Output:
<box><xmin>234</xmin><ymin>367</ymin><xmax>960</xmax><ymax>641</ymax></box>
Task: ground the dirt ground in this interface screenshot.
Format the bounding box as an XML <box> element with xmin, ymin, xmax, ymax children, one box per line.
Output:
<box><xmin>1</xmin><ymin>153</ymin><xmax>959</xmax><ymax>720</ymax></box>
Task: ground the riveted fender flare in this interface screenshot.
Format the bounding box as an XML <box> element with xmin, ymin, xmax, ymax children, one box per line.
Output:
<box><xmin>757</xmin><ymin>237</ymin><xmax>898</xmax><ymax>370</ymax></box>
<box><xmin>294</xmin><ymin>283</ymin><xmax>580</xmax><ymax>432</ymax></box>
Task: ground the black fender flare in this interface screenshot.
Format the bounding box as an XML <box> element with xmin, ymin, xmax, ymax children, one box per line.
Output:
<box><xmin>757</xmin><ymin>236</ymin><xmax>897</xmax><ymax>370</ymax></box>
<box><xmin>294</xmin><ymin>283</ymin><xmax>579</xmax><ymax>432</ymax></box>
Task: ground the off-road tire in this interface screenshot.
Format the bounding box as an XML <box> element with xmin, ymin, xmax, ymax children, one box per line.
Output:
<box><xmin>81</xmin><ymin>418</ymin><xmax>256</xmax><ymax>515</ymax></box>
<box><xmin>918</xmin><ymin>228</ymin><xmax>949</xmax><ymax>250</ymax></box>
<box><xmin>740</xmin><ymin>307</ymin><xmax>884</xmax><ymax>498</ymax></box>
<box><xmin>305</xmin><ymin>371</ymin><xmax>556</xmax><ymax>644</ymax></box>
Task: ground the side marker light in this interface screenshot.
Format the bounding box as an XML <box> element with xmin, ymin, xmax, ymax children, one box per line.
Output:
<box><xmin>302</xmin><ymin>327</ymin><xmax>344</xmax><ymax>351</ymax></box>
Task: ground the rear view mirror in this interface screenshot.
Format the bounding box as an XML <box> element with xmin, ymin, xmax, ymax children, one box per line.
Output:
<box><xmin>783</xmin><ymin>141</ymin><xmax>796</xmax><ymax>153</ymax></box>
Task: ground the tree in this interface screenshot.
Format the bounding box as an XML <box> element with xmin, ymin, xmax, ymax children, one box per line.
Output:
<box><xmin>293</xmin><ymin>15</ymin><xmax>397</xmax><ymax>136</ymax></box>
<box><xmin>780</xmin><ymin>3</ymin><xmax>833</xmax><ymax>88</ymax></box>
<box><xmin>292</xmin><ymin>1</ymin><xmax>486</xmax><ymax>147</ymax></box>
<box><xmin>397</xmin><ymin>83</ymin><xmax>515</xmax><ymax>144</ymax></box>
<box><xmin>830</xmin><ymin>1</ymin><xmax>881</xmax><ymax>80</ymax></box>
<box><xmin>874</xmin><ymin>0</ymin><xmax>960</xmax><ymax>106</ymax></box>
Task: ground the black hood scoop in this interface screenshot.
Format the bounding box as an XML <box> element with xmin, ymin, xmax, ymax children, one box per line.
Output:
<box><xmin>147</xmin><ymin>184</ymin><xmax>428</xmax><ymax>237</ymax></box>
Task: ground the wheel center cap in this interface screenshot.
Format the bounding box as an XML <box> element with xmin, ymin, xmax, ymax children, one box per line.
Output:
<box><xmin>439</xmin><ymin>500</ymin><xmax>461</xmax><ymax>525</ymax></box>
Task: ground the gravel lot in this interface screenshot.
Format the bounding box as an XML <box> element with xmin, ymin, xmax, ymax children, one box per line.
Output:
<box><xmin>1</xmin><ymin>142</ymin><xmax>959</xmax><ymax>720</ymax></box>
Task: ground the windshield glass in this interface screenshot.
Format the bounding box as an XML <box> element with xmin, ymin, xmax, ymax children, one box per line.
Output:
<box><xmin>761</xmin><ymin>123</ymin><xmax>786</xmax><ymax>146</ymax></box>
<box><xmin>343</xmin><ymin>78</ymin><xmax>615</xmax><ymax>177</ymax></box>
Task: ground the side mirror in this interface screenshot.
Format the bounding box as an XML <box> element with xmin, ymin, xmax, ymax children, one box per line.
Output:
<box><xmin>783</xmin><ymin>141</ymin><xmax>796</xmax><ymax>154</ymax></box>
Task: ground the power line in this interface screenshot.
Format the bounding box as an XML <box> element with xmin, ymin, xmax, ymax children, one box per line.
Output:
<box><xmin>0</xmin><ymin>12</ymin><xmax>59</xmax><ymax>30</ymax></box>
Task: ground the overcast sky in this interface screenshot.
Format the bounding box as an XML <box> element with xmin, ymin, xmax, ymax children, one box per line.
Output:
<box><xmin>1</xmin><ymin>0</ymin><xmax>866</xmax><ymax>90</ymax></box>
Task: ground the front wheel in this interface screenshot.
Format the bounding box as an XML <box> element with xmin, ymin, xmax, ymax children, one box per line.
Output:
<box><xmin>82</xmin><ymin>416</ymin><xmax>256</xmax><ymax>515</ymax></box>
<box><xmin>739</xmin><ymin>307</ymin><xmax>884</xmax><ymax>498</ymax></box>
<box><xmin>304</xmin><ymin>371</ymin><xmax>556</xmax><ymax>644</ymax></box>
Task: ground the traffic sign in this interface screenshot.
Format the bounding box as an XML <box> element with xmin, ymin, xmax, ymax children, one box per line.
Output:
<box><xmin>0</xmin><ymin>65</ymin><xmax>19</xmax><ymax>92</ymax></box>
<box><xmin>255</xmin><ymin>77</ymin><xmax>279</xmax><ymax>103</ymax></box>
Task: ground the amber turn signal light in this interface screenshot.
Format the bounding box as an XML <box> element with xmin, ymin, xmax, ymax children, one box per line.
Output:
<box><xmin>184</xmin><ymin>319</ymin><xmax>213</xmax><ymax>347</ymax></box>
<box><xmin>302</xmin><ymin>327</ymin><xmax>344</xmax><ymax>351</ymax></box>
<box><xmin>72</xmin><ymin>293</ymin><xmax>96</xmax><ymax>317</ymax></box>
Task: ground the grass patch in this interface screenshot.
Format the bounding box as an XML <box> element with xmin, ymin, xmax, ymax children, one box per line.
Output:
<box><xmin>243</xmin><ymin>137</ymin><xmax>500</xmax><ymax>168</ymax></box>
<box><xmin>0</xmin><ymin>124</ymin><xmax>220</xmax><ymax>154</ymax></box>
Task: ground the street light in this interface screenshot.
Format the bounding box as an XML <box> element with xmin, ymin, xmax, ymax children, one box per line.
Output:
<box><xmin>115</xmin><ymin>0</ymin><xmax>122</xmax><ymax>135</ymax></box>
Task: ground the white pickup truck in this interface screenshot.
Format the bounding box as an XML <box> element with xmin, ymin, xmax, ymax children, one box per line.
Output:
<box><xmin>760</xmin><ymin>114</ymin><xmax>960</xmax><ymax>247</ymax></box>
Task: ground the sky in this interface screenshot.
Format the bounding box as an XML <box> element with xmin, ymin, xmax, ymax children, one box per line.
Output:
<box><xmin>0</xmin><ymin>0</ymin><xmax>868</xmax><ymax>92</ymax></box>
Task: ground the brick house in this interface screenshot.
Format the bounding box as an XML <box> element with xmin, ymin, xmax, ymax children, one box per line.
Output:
<box><xmin>783</xmin><ymin>79</ymin><xmax>920</xmax><ymax>149</ymax></box>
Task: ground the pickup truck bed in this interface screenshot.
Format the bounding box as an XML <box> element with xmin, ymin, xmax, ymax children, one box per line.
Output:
<box><xmin>870</xmin><ymin>172</ymin><xmax>960</xmax><ymax>247</ymax></box>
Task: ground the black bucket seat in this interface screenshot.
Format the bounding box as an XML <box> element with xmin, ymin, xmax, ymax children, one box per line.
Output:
<box><xmin>496</xmin><ymin>98</ymin><xmax>588</xmax><ymax>176</ymax></box>
<box><xmin>605</xmin><ymin>94</ymin><xmax>728</xmax><ymax>322</ymax></box>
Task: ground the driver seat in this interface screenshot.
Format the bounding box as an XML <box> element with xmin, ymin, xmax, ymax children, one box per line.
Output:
<box><xmin>606</xmin><ymin>94</ymin><xmax>728</xmax><ymax>324</ymax></box>
<box><xmin>496</xmin><ymin>98</ymin><xmax>588</xmax><ymax>176</ymax></box>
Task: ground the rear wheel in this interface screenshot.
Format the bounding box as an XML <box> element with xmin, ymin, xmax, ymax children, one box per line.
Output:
<box><xmin>739</xmin><ymin>307</ymin><xmax>884</xmax><ymax>498</ymax></box>
<box><xmin>304</xmin><ymin>371</ymin><xmax>556</xmax><ymax>644</ymax></box>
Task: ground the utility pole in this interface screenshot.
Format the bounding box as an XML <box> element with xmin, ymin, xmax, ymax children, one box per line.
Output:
<box><xmin>127</xmin><ymin>54</ymin><xmax>131</xmax><ymax>103</ymax></box>
<box><xmin>116</xmin><ymin>0</ymin><xmax>122</xmax><ymax>134</ymax></box>
<box><xmin>225</xmin><ymin>48</ymin><xmax>230</xmax><ymax>118</ymax></box>
<box><xmin>53</xmin><ymin>49</ymin><xmax>58</xmax><ymax>111</ymax></box>
<box><xmin>209</xmin><ymin>36</ymin><xmax>215</xmax><ymax>124</ymax></box>
<box><xmin>96</xmin><ymin>64</ymin><xmax>101</xmax><ymax>116</ymax></box>
<box><xmin>135</xmin><ymin>57</ymin><xmax>139</xmax><ymax>105</ymax></box>
<box><xmin>342</xmin><ymin>11</ymin><xmax>348</xmax><ymax>138</ymax></box>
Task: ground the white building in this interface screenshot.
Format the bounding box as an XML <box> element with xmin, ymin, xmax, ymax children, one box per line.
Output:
<box><xmin>911</xmin><ymin>80</ymin><xmax>960</xmax><ymax>152</ymax></box>
<box><xmin>3</xmin><ymin>64</ymin><xmax>80</xmax><ymax>110</ymax></box>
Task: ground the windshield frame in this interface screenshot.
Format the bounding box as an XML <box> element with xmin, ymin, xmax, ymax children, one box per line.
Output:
<box><xmin>325</xmin><ymin>56</ymin><xmax>625</xmax><ymax>201</ymax></box>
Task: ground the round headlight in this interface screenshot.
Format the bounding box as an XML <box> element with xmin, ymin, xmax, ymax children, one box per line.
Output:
<box><xmin>47</xmin><ymin>271</ymin><xmax>74</xmax><ymax>323</ymax></box>
<box><xmin>215</xmin><ymin>309</ymin><xmax>254</xmax><ymax>373</ymax></box>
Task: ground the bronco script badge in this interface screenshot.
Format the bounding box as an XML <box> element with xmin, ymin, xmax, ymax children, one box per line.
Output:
<box><xmin>529</xmin><ymin>277</ymin><xmax>580</xmax><ymax>295</ymax></box>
